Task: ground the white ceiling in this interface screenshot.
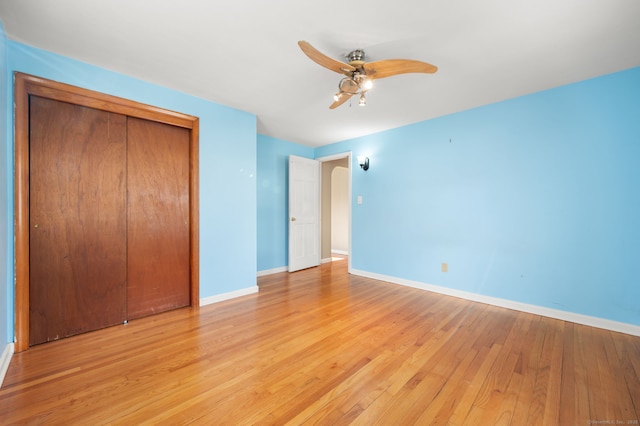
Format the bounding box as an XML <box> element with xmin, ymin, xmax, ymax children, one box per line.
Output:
<box><xmin>0</xmin><ymin>0</ymin><xmax>638</xmax><ymax>147</ymax></box>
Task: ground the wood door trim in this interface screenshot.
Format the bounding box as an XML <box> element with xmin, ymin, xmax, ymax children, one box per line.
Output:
<box><xmin>14</xmin><ymin>72</ymin><xmax>200</xmax><ymax>352</ymax></box>
<box><xmin>16</xmin><ymin>73</ymin><xmax>197</xmax><ymax>128</ymax></box>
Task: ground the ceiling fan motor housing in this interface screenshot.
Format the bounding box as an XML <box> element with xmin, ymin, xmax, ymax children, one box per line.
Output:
<box><xmin>347</xmin><ymin>49</ymin><xmax>365</xmax><ymax>63</ymax></box>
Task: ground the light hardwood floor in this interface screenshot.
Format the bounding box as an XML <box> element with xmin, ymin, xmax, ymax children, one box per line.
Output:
<box><xmin>1</xmin><ymin>258</ymin><xmax>639</xmax><ymax>425</ymax></box>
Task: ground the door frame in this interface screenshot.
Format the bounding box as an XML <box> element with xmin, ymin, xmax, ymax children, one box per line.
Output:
<box><xmin>13</xmin><ymin>72</ymin><xmax>200</xmax><ymax>352</ymax></box>
<box><xmin>317</xmin><ymin>152</ymin><xmax>352</xmax><ymax>274</ymax></box>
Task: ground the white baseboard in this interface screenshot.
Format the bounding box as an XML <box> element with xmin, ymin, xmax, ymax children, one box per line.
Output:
<box><xmin>0</xmin><ymin>343</ymin><xmax>15</xmax><ymax>388</ymax></box>
<box><xmin>257</xmin><ymin>266</ymin><xmax>288</xmax><ymax>277</ymax></box>
<box><xmin>331</xmin><ymin>250</ymin><xmax>349</xmax><ymax>255</ymax></box>
<box><xmin>200</xmin><ymin>286</ymin><xmax>259</xmax><ymax>307</ymax></box>
<box><xmin>321</xmin><ymin>257</ymin><xmax>333</xmax><ymax>264</ymax></box>
<box><xmin>351</xmin><ymin>269</ymin><xmax>640</xmax><ymax>337</ymax></box>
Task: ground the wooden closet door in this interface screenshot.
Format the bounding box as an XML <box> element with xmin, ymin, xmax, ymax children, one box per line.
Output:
<box><xmin>126</xmin><ymin>117</ymin><xmax>191</xmax><ymax>319</ymax></box>
<box><xmin>29</xmin><ymin>96</ymin><xmax>128</xmax><ymax>346</ymax></box>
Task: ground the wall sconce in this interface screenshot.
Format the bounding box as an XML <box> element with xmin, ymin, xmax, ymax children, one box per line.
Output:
<box><xmin>357</xmin><ymin>156</ymin><xmax>369</xmax><ymax>171</ymax></box>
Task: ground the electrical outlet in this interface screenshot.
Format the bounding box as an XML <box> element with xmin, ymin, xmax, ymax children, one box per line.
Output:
<box><xmin>442</xmin><ymin>262</ymin><xmax>448</xmax><ymax>272</ymax></box>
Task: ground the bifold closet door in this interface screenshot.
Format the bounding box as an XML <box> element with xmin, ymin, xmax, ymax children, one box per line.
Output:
<box><xmin>126</xmin><ymin>117</ymin><xmax>191</xmax><ymax>320</ymax></box>
<box><xmin>29</xmin><ymin>96</ymin><xmax>128</xmax><ymax>346</ymax></box>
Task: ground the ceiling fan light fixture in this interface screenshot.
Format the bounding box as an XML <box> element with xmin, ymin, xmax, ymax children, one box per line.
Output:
<box><xmin>339</xmin><ymin>77</ymin><xmax>359</xmax><ymax>95</ymax></box>
<box><xmin>334</xmin><ymin>93</ymin><xmax>341</xmax><ymax>102</ymax></box>
<box><xmin>359</xmin><ymin>93</ymin><xmax>366</xmax><ymax>107</ymax></box>
<box><xmin>362</xmin><ymin>78</ymin><xmax>373</xmax><ymax>91</ymax></box>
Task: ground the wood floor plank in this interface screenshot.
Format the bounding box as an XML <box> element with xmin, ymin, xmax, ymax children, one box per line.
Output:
<box><xmin>542</xmin><ymin>320</ymin><xmax>565</xmax><ymax>426</ymax></box>
<box><xmin>414</xmin><ymin>346</ymin><xmax>481</xmax><ymax>424</ymax></box>
<box><xmin>1</xmin><ymin>258</ymin><xmax>639</xmax><ymax>425</ymax></box>
<box><xmin>510</xmin><ymin>316</ymin><xmax>546</xmax><ymax>425</ymax></box>
<box><xmin>614</xmin><ymin>334</ymin><xmax>640</xmax><ymax>421</ymax></box>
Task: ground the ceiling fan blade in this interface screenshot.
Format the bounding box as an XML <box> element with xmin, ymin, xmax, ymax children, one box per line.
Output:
<box><xmin>298</xmin><ymin>41</ymin><xmax>356</xmax><ymax>75</ymax></box>
<box><xmin>329</xmin><ymin>92</ymin><xmax>354</xmax><ymax>109</ymax></box>
<box><xmin>363</xmin><ymin>59</ymin><xmax>438</xmax><ymax>79</ymax></box>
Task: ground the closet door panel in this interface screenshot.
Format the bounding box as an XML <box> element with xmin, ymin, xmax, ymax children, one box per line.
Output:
<box><xmin>29</xmin><ymin>96</ymin><xmax>128</xmax><ymax>346</ymax></box>
<box><xmin>126</xmin><ymin>117</ymin><xmax>190</xmax><ymax>319</ymax></box>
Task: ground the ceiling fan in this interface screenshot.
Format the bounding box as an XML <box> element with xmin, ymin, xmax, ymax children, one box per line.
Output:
<box><xmin>298</xmin><ymin>40</ymin><xmax>438</xmax><ymax>109</ymax></box>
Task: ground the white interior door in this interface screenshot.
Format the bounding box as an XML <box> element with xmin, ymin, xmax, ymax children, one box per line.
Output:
<box><xmin>288</xmin><ymin>155</ymin><xmax>320</xmax><ymax>272</ymax></box>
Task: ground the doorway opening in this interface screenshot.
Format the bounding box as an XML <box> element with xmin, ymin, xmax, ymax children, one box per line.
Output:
<box><xmin>318</xmin><ymin>153</ymin><xmax>352</xmax><ymax>273</ymax></box>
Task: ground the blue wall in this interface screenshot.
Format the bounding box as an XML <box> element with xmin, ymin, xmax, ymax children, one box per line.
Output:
<box><xmin>315</xmin><ymin>67</ymin><xmax>640</xmax><ymax>326</ymax></box>
<box><xmin>257</xmin><ymin>135</ymin><xmax>313</xmax><ymax>272</ymax></box>
<box><xmin>3</xmin><ymin>41</ymin><xmax>258</xmax><ymax>342</ymax></box>
<box><xmin>0</xmin><ymin>23</ymin><xmax>9</xmax><ymax>345</ymax></box>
